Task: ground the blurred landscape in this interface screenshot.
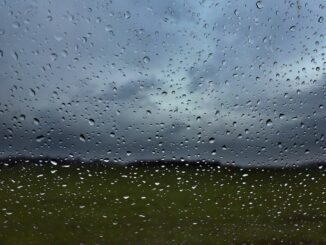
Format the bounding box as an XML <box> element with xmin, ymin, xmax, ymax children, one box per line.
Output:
<box><xmin>1</xmin><ymin>156</ymin><xmax>326</xmax><ymax>169</ymax></box>
<box><xmin>1</xmin><ymin>0</ymin><xmax>326</xmax><ymax>244</ymax></box>
<box><xmin>0</xmin><ymin>157</ymin><xmax>325</xmax><ymax>245</ymax></box>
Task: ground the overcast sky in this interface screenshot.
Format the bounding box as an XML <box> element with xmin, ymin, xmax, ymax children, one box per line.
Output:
<box><xmin>0</xmin><ymin>0</ymin><xmax>325</xmax><ymax>166</ymax></box>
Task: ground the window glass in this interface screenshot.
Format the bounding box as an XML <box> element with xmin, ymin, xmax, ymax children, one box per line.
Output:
<box><xmin>0</xmin><ymin>1</ymin><xmax>325</xmax><ymax>244</ymax></box>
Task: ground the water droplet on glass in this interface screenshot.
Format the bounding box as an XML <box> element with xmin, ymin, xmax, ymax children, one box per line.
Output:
<box><xmin>19</xmin><ymin>114</ymin><xmax>26</xmax><ymax>121</ymax></box>
<box><xmin>12</xmin><ymin>22</ymin><xmax>20</xmax><ymax>28</ymax></box>
<box><xmin>79</xmin><ymin>134</ymin><xmax>86</xmax><ymax>142</ymax></box>
<box><xmin>318</xmin><ymin>16</ymin><xmax>324</xmax><ymax>23</ymax></box>
<box><xmin>50</xmin><ymin>53</ymin><xmax>58</xmax><ymax>61</ymax></box>
<box><xmin>143</xmin><ymin>56</ymin><xmax>150</xmax><ymax>64</ymax></box>
<box><xmin>124</xmin><ymin>11</ymin><xmax>131</xmax><ymax>19</ymax></box>
<box><xmin>88</xmin><ymin>119</ymin><xmax>95</xmax><ymax>126</ymax></box>
<box><xmin>50</xmin><ymin>160</ymin><xmax>58</xmax><ymax>166</ymax></box>
<box><xmin>266</xmin><ymin>119</ymin><xmax>273</xmax><ymax>126</ymax></box>
<box><xmin>105</xmin><ymin>25</ymin><xmax>112</xmax><ymax>32</ymax></box>
<box><xmin>209</xmin><ymin>137</ymin><xmax>215</xmax><ymax>144</ymax></box>
<box><xmin>54</xmin><ymin>35</ymin><xmax>63</xmax><ymax>42</ymax></box>
<box><xmin>12</xmin><ymin>51</ymin><xmax>18</xmax><ymax>61</ymax></box>
<box><xmin>36</xmin><ymin>135</ymin><xmax>45</xmax><ymax>142</ymax></box>
<box><xmin>47</xmin><ymin>15</ymin><xmax>53</xmax><ymax>22</ymax></box>
<box><xmin>33</xmin><ymin>118</ymin><xmax>40</xmax><ymax>125</ymax></box>
<box><xmin>29</xmin><ymin>89</ymin><xmax>36</xmax><ymax>96</ymax></box>
<box><xmin>256</xmin><ymin>1</ymin><xmax>263</xmax><ymax>9</ymax></box>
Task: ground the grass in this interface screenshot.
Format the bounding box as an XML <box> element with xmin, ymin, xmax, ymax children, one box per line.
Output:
<box><xmin>0</xmin><ymin>164</ymin><xmax>325</xmax><ymax>245</ymax></box>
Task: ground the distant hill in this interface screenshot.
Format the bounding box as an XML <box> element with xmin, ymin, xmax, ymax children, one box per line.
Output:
<box><xmin>0</xmin><ymin>156</ymin><xmax>112</xmax><ymax>168</ymax></box>
<box><xmin>0</xmin><ymin>156</ymin><xmax>325</xmax><ymax>170</ymax></box>
<box><xmin>0</xmin><ymin>156</ymin><xmax>222</xmax><ymax>169</ymax></box>
<box><xmin>298</xmin><ymin>161</ymin><xmax>326</xmax><ymax>170</ymax></box>
<box><xmin>128</xmin><ymin>159</ymin><xmax>222</xmax><ymax>168</ymax></box>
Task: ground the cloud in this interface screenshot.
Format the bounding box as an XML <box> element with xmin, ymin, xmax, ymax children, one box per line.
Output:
<box><xmin>0</xmin><ymin>0</ymin><xmax>325</xmax><ymax>166</ymax></box>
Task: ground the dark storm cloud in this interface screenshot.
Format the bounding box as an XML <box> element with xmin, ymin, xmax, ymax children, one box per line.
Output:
<box><xmin>0</xmin><ymin>0</ymin><xmax>325</xmax><ymax>165</ymax></box>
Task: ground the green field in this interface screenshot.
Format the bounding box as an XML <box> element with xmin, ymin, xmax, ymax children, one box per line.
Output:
<box><xmin>0</xmin><ymin>164</ymin><xmax>325</xmax><ymax>245</ymax></box>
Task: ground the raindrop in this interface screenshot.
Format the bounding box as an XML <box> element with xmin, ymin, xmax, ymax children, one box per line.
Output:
<box><xmin>289</xmin><ymin>25</ymin><xmax>296</xmax><ymax>32</ymax></box>
<box><xmin>12</xmin><ymin>22</ymin><xmax>20</xmax><ymax>28</ymax></box>
<box><xmin>54</xmin><ymin>35</ymin><xmax>63</xmax><ymax>42</ymax></box>
<box><xmin>318</xmin><ymin>16</ymin><xmax>324</xmax><ymax>23</ymax></box>
<box><xmin>47</xmin><ymin>15</ymin><xmax>53</xmax><ymax>22</ymax></box>
<box><xmin>50</xmin><ymin>53</ymin><xmax>58</xmax><ymax>61</ymax></box>
<box><xmin>266</xmin><ymin>119</ymin><xmax>273</xmax><ymax>126</ymax></box>
<box><xmin>19</xmin><ymin>114</ymin><xmax>26</xmax><ymax>121</ymax></box>
<box><xmin>256</xmin><ymin>1</ymin><xmax>263</xmax><ymax>9</ymax></box>
<box><xmin>79</xmin><ymin>134</ymin><xmax>86</xmax><ymax>142</ymax></box>
<box><xmin>143</xmin><ymin>56</ymin><xmax>150</xmax><ymax>64</ymax></box>
<box><xmin>33</xmin><ymin>118</ymin><xmax>40</xmax><ymax>125</ymax></box>
<box><xmin>50</xmin><ymin>160</ymin><xmax>58</xmax><ymax>166</ymax></box>
<box><xmin>105</xmin><ymin>25</ymin><xmax>112</xmax><ymax>31</ymax></box>
<box><xmin>209</xmin><ymin>137</ymin><xmax>215</xmax><ymax>144</ymax></box>
<box><xmin>36</xmin><ymin>135</ymin><xmax>45</xmax><ymax>142</ymax></box>
<box><xmin>88</xmin><ymin>118</ymin><xmax>95</xmax><ymax>126</ymax></box>
<box><xmin>29</xmin><ymin>89</ymin><xmax>36</xmax><ymax>96</ymax></box>
<box><xmin>124</xmin><ymin>11</ymin><xmax>131</xmax><ymax>19</ymax></box>
<box><xmin>12</xmin><ymin>51</ymin><xmax>18</xmax><ymax>61</ymax></box>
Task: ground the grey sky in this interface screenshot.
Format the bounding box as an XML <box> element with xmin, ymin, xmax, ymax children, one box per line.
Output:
<box><xmin>0</xmin><ymin>0</ymin><xmax>325</xmax><ymax>166</ymax></box>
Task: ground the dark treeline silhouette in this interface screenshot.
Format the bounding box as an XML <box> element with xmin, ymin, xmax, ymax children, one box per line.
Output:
<box><xmin>0</xmin><ymin>156</ymin><xmax>325</xmax><ymax>170</ymax></box>
<box><xmin>0</xmin><ymin>156</ymin><xmax>222</xmax><ymax>168</ymax></box>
